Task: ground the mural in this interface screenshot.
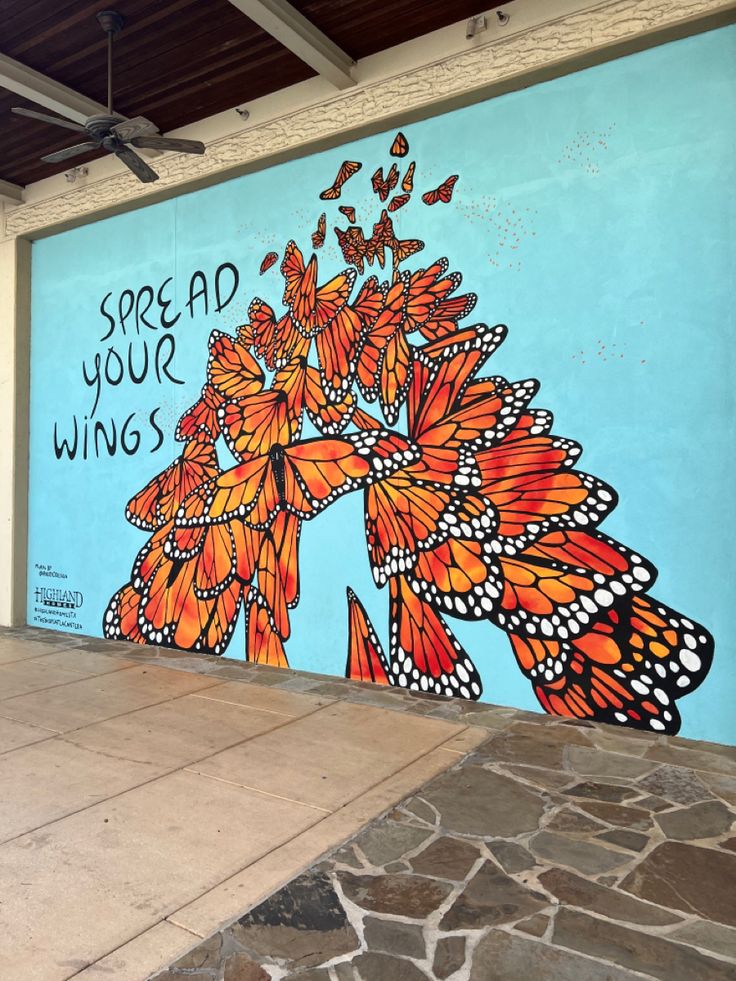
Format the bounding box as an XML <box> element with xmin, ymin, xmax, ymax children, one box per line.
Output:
<box><xmin>94</xmin><ymin>125</ymin><xmax>713</xmax><ymax>737</ymax></box>
<box><xmin>27</xmin><ymin>28</ymin><xmax>736</xmax><ymax>742</ymax></box>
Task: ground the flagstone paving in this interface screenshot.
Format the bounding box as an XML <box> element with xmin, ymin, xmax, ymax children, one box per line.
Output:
<box><xmin>1</xmin><ymin>627</ymin><xmax>734</xmax><ymax>979</ymax></box>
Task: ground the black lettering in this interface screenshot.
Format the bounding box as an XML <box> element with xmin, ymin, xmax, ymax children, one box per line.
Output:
<box><xmin>99</xmin><ymin>292</ymin><xmax>116</xmax><ymax>342</ymax></box>
<box><xmin>136</xmin><ymin>286</ymin><xmax>156</xmax><ymax>332</ymax></box>
<box><xmin>82</xmin><ymin>353</ymin><xmax>102</xmax><ymax>417</ymax></box>
<box><xmin>155</xmin><ymin>334</ymin><xmax>185</xmax><ymax>386</ymax></box>
<box><xmin>53</xmin><ymin>418</ymin><xmax>78</xmax><ymax>460</ymax></box>
<box><xmin>93</xmin><ymin>419</ymin><xmax>117</xmax><ymax>457</ymax></box>
<box><xmin>214</xmin><ymin>262</ymin><xmax>239</xmax><ymax>313</ymax></box>
<box><xmin>118</xmin><ymin>289</ymin><xmax>135</xmax><ymax>335</ymax></box>
<box><xmin>104</xmin><ymin>346</ymin><xmax>125</xmax><ymax>386</ymax></box>
<box><xmin>157</xmin><ymin>277</ymin><xmax>180</xmax><ymax>330</ymax></box>
<box><xmin>121</xmin><ymin>412</ymin><xmax>141</xmax><ymax>455</ymax></box>
<box><xmin>128</xmin><ymin>341</ymin><xmax>149</xmax><ymax>384</ymax></box>
<box><xmin>148</xmin><ymin>406</ymin><xmax>164</xmax><ymax>453</ymax></box>
<box><xmin>186</xmin><ymin>270</ymin><xmax>208</xmax><ymax>317</ymax></box>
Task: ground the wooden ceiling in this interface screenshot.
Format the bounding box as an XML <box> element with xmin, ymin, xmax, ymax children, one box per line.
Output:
<box><xmin>0</xmin><ymin>0</ymin><xmax>502</xmax><ymax>187</ymax></box>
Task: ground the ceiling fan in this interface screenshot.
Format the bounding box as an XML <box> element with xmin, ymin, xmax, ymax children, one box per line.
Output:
<box><xmin>11</xmin><ymin>10</ymin><xmax>206</xmax><ymax>183</ymax></box>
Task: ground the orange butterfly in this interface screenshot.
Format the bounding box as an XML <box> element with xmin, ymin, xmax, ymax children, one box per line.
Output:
<box><xmin>392</xmin><ymin>237</ymin><xmax>425</xmax><ymax>266</ymax></box>
<box><xmin>315</xmin><ymin>300</ymin><xmax>365</xmax><ymax>403</ymax></box>
<box><xmin>320</xmin><ymin>160</ymin><xmax>362</xmax><ymax>200</ymax></box>
<box><xmin>390</xmin><ymin>131</ymin><xmax>409</xmax><ymax>157</ymax></box>
<box><xmin>418</xmin><ymin>292</ymin><xmax>477</xmax><ymax>341</ymax></box>
<box><xmin>355</xmin><ymin>273</ymin><xmax>407</xmax><ymax>403</ymax></box>
<box><xmin>508</xmin><ymin>590</ymin><xmax>713</xmax><ymax>734</ymax></box>
<box><xmin>126</xmin><ymin>431</ymin><xmax>220</xmax><ymax>531</ymax></box>
<box><xmin>345</xmin><ymin>587</ymin><xmax>390</xmax><ymax>685</ymax></box>
<box><xmin>219</xmin><ymin>390</ymin><xmax>292</xmax><ymax>460</ymax></box>
<box><xmin>281</xmin><ymin>241</ymin><xmax>355</xmax><ymax>337</ymax></box>
<box><xmin>334</xmin><ymin>225</ymin><xmax>370</xmax><ymax>274</ymax></box>
<box><xmin>207</xmin><ymin>330</ymin><xmax>265</xmax><ymax>400</ymax></box>
<box><xmin>272</xmin><ymin>353</ymin><xmax>356</xmax><ymax>438</ymax></box>
<box><xmin>475</xmin><ymin>416</ymin><xmax>616</xmax><ymax>554</ymax></box>
<box><xmin>176</xmin><ymin>430</ymin><xmax>419</xmax><ymax>531</ymax></box>
<box><xmin>311</xmin><ymin>213</ymin><xmax>326</xmax><ymax>249</ymax></box>
<box><xmin>402</xmin><ymin>162</ymin><xmax>415</xmax><ymax>193</ymax></box>
<box><xmin>176</xmin><ymin>383</ymin><xmax>225</xmax><ymax>442</ymax></box>
<box><xmin>248</xmin><ymin>297</ymin><xmax>300</xmax><ymax>370</ymax></box>
<box><xmin>422</xmin><ymin>175</ymin><xmax>458</xmax><ymax>206</ymax></box>
<box><xmin>116</xmin><ymin>519</ymin><xmax>245</xmax><ymax>656</ymax></box>
<box><xmin>338</xmin><ymin>205</ymin><xmax>356</xmax><ymax>223</ymax></box>
<box><xmin>389</xmin><ymin>576</ymin><xmax>483</xmax><ymax>698</ymax></box>
<box><xmin>388</xmin><ymin>194</ymin><xmax>410</xmax><ymax>213</ymax></box>
<box><xmin>259</xmin><ymin>251</ymin><xmax>279</xmax><ymax>275</ymax></box>
<box><xmin>371</xmin><ymin>164</ymin><xmax>399</xmax><ymax>202</ymax></box>
<box><xmin>494</xmin><ymin>530</ymin><xmax>655</xmax><ymax>639</ymax></box>
<box><xmin>245</xmin><ymin>589</ymin><xmax>289</xmax><ymax>667</ymax></box>
<box><xmin>403</xmin><ymin>260</ymin><xmax>461</xmax><ymax>334</ymax></box>
<box><xmin>103</xmin><ymin>582</ymin><xmax>145</xmax><ymax>644</ymax></box>
<box><xmin>313</xmin><ymin>275</ymin><xmax>384</xmax><ymax>404</ymax></box>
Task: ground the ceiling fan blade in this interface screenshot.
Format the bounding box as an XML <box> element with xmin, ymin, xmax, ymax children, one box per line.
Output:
<box><xmin>41</xmin><ymin>142</ymin><xmax>100</xmax><ymax>164</ymax></box>
<box><xmin>114</xmin><ymin>146</ymin><xmax>159</xmax><ymax>183</ymax></box>
<box><xmin>111</xmin><ymin>116</ymin><xmax>158</xmax><ymax>141</ymax></box>
<box><xmin>129</xmin><ymin>136</ymin><xmax>206</xmax><ymax>155</ymax></box>
<box><xmin>12</xmin><ymin>107</ymin><xmax>87</xmax><ymax>133</ymax></box>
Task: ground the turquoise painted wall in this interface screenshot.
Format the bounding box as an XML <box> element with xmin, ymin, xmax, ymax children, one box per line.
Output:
<box><xmin>28</xmin><ymin>27</ymin><xmax>736</xmax><ymax>743</ymax></box>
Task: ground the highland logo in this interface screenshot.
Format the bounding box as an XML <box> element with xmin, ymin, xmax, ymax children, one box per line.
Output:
<box><xmin>34</xmin><ymin>587</ymin><xmax>83</xmax><ymax>609</ymax></box>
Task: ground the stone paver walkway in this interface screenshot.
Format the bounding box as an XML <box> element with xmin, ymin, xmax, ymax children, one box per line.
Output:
<box><xmin>1</xmin><ymin>626</ymin><xmax>734</xmax><ymax>979</ymax></box>
<box><xmin>153</xmin><ymin>715</ymin><xmax>736</xmax><ymax>980</ymax></box>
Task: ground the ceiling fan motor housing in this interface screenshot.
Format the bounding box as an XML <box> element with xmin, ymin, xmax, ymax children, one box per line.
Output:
<box><xmin>96</xmin><ymin>10</ymin><xmax>124</xmax><ymax>35</ymax></box>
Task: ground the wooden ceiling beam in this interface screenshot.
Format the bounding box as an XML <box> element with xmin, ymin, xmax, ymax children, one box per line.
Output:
<box><xmin>226</xmin><ymin>0</ymin><xmax>356</xmax><ymax>89</ymax></box>
<box><xmin>0</xmin><ymin>52</ymin><xmax>105</xmax><ymax>124</ymax></box>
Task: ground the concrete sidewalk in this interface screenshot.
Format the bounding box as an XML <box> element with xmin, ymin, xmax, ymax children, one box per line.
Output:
<box><xmin>0</xmin><ymin>630</ymin><xmax>483</xmax><ymax>980</ymax></box>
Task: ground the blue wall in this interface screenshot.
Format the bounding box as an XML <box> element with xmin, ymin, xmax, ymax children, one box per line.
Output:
<box><xmin>28</xmin><ymin>27</ymin><xmax>736</xmax><ymax>742</ymax></box>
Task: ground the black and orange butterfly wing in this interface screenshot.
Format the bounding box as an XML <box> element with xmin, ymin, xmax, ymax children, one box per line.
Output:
<box><xmin>219</xmin><ymin>390</ymin><xmax>291</xmax><ymax>461</ymax></box>
<box><xmin>493</xmin><ymin>529</ymin><xmax>657</xmax><ymax>638</ymax></box>
<box><xmin>281</xmin><ymin>430</ymin><xmax>419</xmax><ymax>520</ymax></box>
<box><xmin>207</xmin><ymin>330</ymin><xmax>265</xmax><ymax>400</ymax></box>
<box><xmin>256</xmin><ymin>533</ymin><xmax>290</xmax><ymax>639</ymax></box>
<box><xmin>404</xmin><ymin>536</ymin><xmax>503</xmax><ymax>620</ymax></box>
<box><xmin>476</xmin><ymin>430</ymin><xmax>617</xmax><ymax>552</ymax></box>
<box><xmin>378</xmin><ymin>326</ymin><xmax>412</xmax><ymax>426</ymax></box>
<box><xmin>419</xmin><ymin>292</ymin><xmax>478</xmax><ymax>341</ymax></box>
<box><xmin>176</xmin><ymin>383</ymin><xmax>225</xmax><ymax>442</ymax></box>
<box><xmin>388</xmin><ymin>194</ymin><xmax>410</xmax><ymax>213</ymax></box>
<box><xmin>422</xmin><ymin>175</ymin><xmax>459</xmax><ymax>206</ymax></box>
<box><xmin>103</xmin><ymin>582</ymin><xmax>145</xmax><ymax>644</ymax></box>
<box><xmin>402</xmin><ymin>161</ymin><xmax>415</xmax><ymax>193</ymax></box>
<box><xmin>389</xmin><ymin>576</ymin><xmax>483</xmax><ymax>698</ymax></box>
<box><xmin>390</xmin><ymin>131</ymin><xmax>409</xmax><ymax>157</ymax></box>
<box><xmin>259</xmin><ymin>251</ymin><xmax>279</xmax><ymax>275</ymax></box>
<box><xmin>311</xmin><ymin>212</ymin><xmax>327</xmax><ymax>249</ymax></box>
<box><xmin>338</xmin><ymin>205</ymin><xmax>357</xmax><ymax>223</ymax></box>
<box><xmin>407</xmin><ymin>323</ymin><xmax>508</xmax><ymax>443</ymax></box>
<box><xmin>364</xmin><ymin>472</ymin><xmax>457</xmax><ymax>585</ymax></box>
<box><xmin>193</xmin><ymin>522</ymin><xmax>238</xmax><ymax>599</ymax></box>
<box><xmin>509</xmin><ymin>592</ymin><xmax>713</xmax><ymax>734</ymax></box>
<box><xmin>315</xmin><ymin>302</ymin><xmax>364</xmax><ymax>403</ymax></box>
<box><xmin>320</xmin><ymin>161</ymin><xmax>362</xmax><ymax>201</ymax></box>
<box><xmin>248</xmin><ymin>297</ymin><xmax>281</xmax><ymax>368</ymax></box>
<box><xmin>403</xmin><ymin>260</ymin><xmax>462</xmax><ymax>334</ymax></box>
<box><xmin>135</xmin><ymin>521</ymin><xmax>243</xmax><ymax>655</ymax></box>
<box><xmin>356</xmin><ymin>274</ymin><xmax>408</xmax><ymax>402</ymax></box>
<box><xmin>304</xmin><ymin>366</ymin><xmax>356</xmax><ymax>435</ymax></box>
<box><xmin>245</xmin><ymin>590</ymin><xmax>290</xmax><ymax>667</ymax></box>
<box><xmin>345</xmin><ymin>587</ymin><xmax>390</xmax><ymax>685</ymax></box>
